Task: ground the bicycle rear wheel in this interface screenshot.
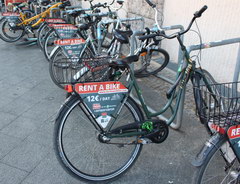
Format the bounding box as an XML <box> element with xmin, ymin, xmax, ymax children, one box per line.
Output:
<box><xmin>134</xmin><ymin>48</ymin><xmax>169</xmax><ymax>77</ymax></box>
<box><xmin>54</xmin><ymin>95</ymin><xmax>143</xmax><ymax>182</ymax></box>
<box><xmin>194</xmin><ymin>135</ymin><xmax>238</xmax><ymax>184</ymax></box>
<box><xmin>0</xmin><ymin>19</ymin><xmax>25</xmax><ymax>42</ymax></box>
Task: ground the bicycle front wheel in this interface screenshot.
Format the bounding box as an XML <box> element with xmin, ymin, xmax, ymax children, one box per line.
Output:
<box><xmin>134</xmin><ymin>48</ymin><xmax>169</xmax><ymax>77</ymax></box>
<box><xmin>37</xmin><ymin>23</ymin><xmax>51</xmax><ymax>50</ymax></box>
<box><xmin>194</xmin><ymin>135</ymin><xmax>238</xmax><ymax>184</ymax></box>
<box><xmin>54</xmin><ymin>95</ymin><xmax>144</xmax><ymax>182</ymax></box>
<box><xmin>192</xmin><ymin>69</ymin><xmax>220</xmax><ymax>128</ymax></box>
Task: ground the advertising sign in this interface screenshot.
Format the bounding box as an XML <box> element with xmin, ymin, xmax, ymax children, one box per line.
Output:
<box><xmin>75</xmin><ymin>81</ymin><xmax>128</xmax><ymax>128</ymax></box>
<box><xmin>54</xmin><ymin>38</ymin><xmax>86</xmax><ymax>58</ymax></box>
<box><xmin>227</xmin><ymin>125</ymin><xmax>240</xmax><ymax>158</ymax></box>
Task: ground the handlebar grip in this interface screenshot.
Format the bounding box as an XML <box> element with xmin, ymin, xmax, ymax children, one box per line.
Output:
<box><xmin>138</xmin><ymin>33</ymin><xmax>158</xmax><ymax>41</ymax></box>
<box><xmin>194</xmin><ymin>5</ymin><xmax>208</xmax><ymax>18</ymax></box>
<box><xmin>145</xmin><ymin>0</ymin><xmax>156</xmax><ymax>8</ymax></box>
<box><xmin>92</xmin><ymin>2</ymin><xmax>106</xmax><ymax>9</ymax></box>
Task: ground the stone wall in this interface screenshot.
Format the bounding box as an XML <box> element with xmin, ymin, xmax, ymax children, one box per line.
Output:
<box><xmin>71</xmin><ymin>0</ymin><xmax>165</xmax><ymax>29</ymax></box>
<box><xmin>126</xmin><ymin>0</ymin><xmax>165</xmax><ymax>28</ymax></box>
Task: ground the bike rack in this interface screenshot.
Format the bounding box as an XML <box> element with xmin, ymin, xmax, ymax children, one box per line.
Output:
<box><xmin>174</xmin><ymin>37</ymin><xmax>240</xmax><ymax>129</ymax></box>
<box><xmin>97</xmin><ymin>17</ymin><xmax>145</xmax><ymax>53</ymax></box>
<box><xmin>129</xmin><ymin>25</ymin><xmax>185</xmax><ymax>129</ymax></box>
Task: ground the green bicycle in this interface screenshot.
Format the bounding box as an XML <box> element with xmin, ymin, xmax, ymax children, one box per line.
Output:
<box><xmin>53</xmin><ymin>2</ymin><xmax>214</xmax><ymax>182</ymax></box>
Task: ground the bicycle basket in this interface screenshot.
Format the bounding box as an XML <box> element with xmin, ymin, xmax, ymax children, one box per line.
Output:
<box><xmin>51</xmin><ymin>56</ymin><xmax>111</xmax><ymax>86</ymax></box>
<box><xmin>194</xmin><ymin>81</ymin><xmax>240</xmax><ymax>127</ymax></box>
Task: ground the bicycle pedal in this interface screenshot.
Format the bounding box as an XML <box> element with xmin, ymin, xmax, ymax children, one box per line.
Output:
<box><xmin>137</xmin><ymin>138</ymin><xmax>152</xmax><ymax>144</ymax></box>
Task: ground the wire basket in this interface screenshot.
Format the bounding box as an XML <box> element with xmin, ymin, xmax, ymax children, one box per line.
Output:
<box><xmin>50</xmin><ymin>56</ymin><xmax>111</xmax><ymax>87</ymax></box>
<box><xmin>194</xmin><ymin>81</ymin><xmax>240</xmax><ymax>127</ymax></box>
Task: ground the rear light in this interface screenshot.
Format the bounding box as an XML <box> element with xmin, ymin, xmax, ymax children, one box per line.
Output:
<box><xmin>64</xmin><ymin>85</ymin><xmax>73</xmax><ymax>93</ymax></box>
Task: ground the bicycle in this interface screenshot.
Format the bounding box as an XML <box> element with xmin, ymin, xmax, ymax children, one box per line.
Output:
<box><xmin>36</xmin><ymin>0</ymin><xmax>100</xmax><ymax>51</ymax></box>
<box><xmin>53</xmin><ymin>1</ymin><xmax>212</xmax><ymax>182</ymax></box>
<box><xmin>192</xmin><ymin>81</ymin><xmax>240</xmax><ymax>184</ymax></box>
<box><xmin>42</xmin><ymin>2</ymin><xmax>114</xmax><ymax>61</ymax></box>
<box><xmin>0</xmin><ymin>0</ymin><xmax>70</xmax><ymax>42</ymax></box>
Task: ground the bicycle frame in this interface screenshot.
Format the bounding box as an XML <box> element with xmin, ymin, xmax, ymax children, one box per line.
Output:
<box><xmin>126</xmin><ymin>42</ymin><xmax>213</xmax><ymax>126</ymax></box>
<box><xmin>17</xmin><ymin>2</ymin><xmax>62</xmax><ymax>27</ymax></box>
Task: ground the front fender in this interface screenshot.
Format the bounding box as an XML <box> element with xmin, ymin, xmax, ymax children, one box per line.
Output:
<box><xmin>192</xmin><ymin>133</ymin><xmax>221</xmax><ymax>167</ymax></box>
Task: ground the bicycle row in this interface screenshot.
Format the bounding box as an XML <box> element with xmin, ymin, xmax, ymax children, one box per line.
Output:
<box><xmin>1</xmin><ymin>0</ymin><xmax>240</xmax><ymax>183</ymax></box>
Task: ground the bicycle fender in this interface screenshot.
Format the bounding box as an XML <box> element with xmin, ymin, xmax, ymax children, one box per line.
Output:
<box><xmin>191</xmin><ymin>133</ymin><xmax>221</xmax><ymax>167</ymax></box>
<box><xmin>55</xmin><ymin>94</ymin><xmax>80</xmax><ymax>122</ymax></box>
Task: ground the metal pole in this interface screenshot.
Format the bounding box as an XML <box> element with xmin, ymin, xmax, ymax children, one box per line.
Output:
<box><xmin>233</xmin><ymin>43</ymin><xmax>240</xmax><ymax>82</ymax></box>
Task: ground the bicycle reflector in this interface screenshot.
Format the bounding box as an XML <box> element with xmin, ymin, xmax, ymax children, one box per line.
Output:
<box><xmin>64</xmin><ymin>85</ymin><xmax>73</xmax><ymax>93</ymax></box>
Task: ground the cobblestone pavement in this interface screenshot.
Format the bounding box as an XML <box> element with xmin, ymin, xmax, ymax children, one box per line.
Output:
<box><xmin>0</xmin><ymin>37</ymin><xmax>209</xmax><ymax>184</ymax></box>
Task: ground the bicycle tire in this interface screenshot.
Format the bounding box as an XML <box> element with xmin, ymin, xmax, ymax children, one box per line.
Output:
<box><xmin>49</xmin><ymin>46</ymin><xmax>94</xmax><ymax>89</ymax></box>
<box><xmin>0</xmin><ymin>18</ymin><xmax>25</xmax><ymax>42</ymax></box>
<box><xmin>43</xmin><ymin>28</ymin><xmax>81</xmax><ymax>61</ymax></box>
<box><xmin>194</xmin><ymin>135</ymin><xmax>239</xmax><ymax>184</ymax></box>
<box><xmin>54</xmin><ymin>95</ymin><xmax>144</xmax><ymax>182</ymax></box>
<box><xmin>43</xmin><ymin>28</ymin><xmax>59</xmax><ymax>61</ymax></box>
<box><xmin>134</xmin><ymin>48</ymin><xmax>170</xmax><ymax>78</ymax></box>
<box><xmin>192</xmin><ymin>69</ymin><xmax>219</xmax><ymax>129</ymax></box>
<box><xmin>37</xmin><ymin>23</ymin><xmax>51</xmax><ymax>50</ymax></box>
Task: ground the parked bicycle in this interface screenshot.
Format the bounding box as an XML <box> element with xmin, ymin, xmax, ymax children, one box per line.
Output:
<box><xmin>192</xmin><ymin>81</ymin><xmax>240</xmax><ymax>184</ymax></box>
<box><xmin>53</xmin><ymin>1</ymin><xmax>214</xmax><ymax>182</ymax></box>
<box><xmin>0</xmin><ymin>0</ymin><xmax>70</xmax><ymax>42</ymax></box>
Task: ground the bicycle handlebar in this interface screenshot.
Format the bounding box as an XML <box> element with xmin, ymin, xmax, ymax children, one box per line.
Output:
<box><xmin>145</xmin><ymin>0</ymin><xmax>156</xmax><ymax>8</ymax></box>
<box><xmin>138</xmin><ymin>33</ymin><xmax>158</xmax><ymax>41</ymax></box>
<box><xmin>80</xmin><ymin>11</ymin><xmax>116</xmax><ymax>18</ymax></box>
<box><xmin>92</xmin><ymin>2</ymin><xmax>107</xmax><ymax>9</ymax></box>
<box><xmin>194</xmin><ymin>5</ymin><xmax>208</xmax><ymax>18</ymax></box>
<box><xmin>154</xmin><ymin>5</ymin><xmax>208</xmax><ymax>40</ymax></box>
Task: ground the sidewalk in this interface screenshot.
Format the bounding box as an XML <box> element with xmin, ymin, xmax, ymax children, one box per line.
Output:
<box><xmin>0</xmin><ymin>40</ymin><xmax>208</xmax><ymax>184</ymax></box>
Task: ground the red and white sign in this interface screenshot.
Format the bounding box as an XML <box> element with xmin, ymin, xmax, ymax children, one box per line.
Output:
<box><xmin>75</xmin><ymin>81</ymin><xmax>128</xmax><ymax>94</ymax></box>
<box><xmin>48</xmin><ymin>24</ymin><xmax>77</xmax><ymax>30</ymax></box>
<box><xmin>93</xmin><ymin>103</ymin><xmax>101</xmax><ymax>110</ymax></box>
<box><xmin>2</xmin><ymin>12</ymin><xmax>19</xmax><ymax>16</ymax></box>
<box><xmin>54</xmin><ymin>38</ymin><xmax>85</xmax><ymax>46</ymax></box>
<box><xmin>45</xmin><ymin>19</ymin><xmax>66</xmax><ymax>23</ymax></box>
<box><xmin>228</xmin><ymin>125</ymin><xmax>240</xmax><ymax>139</ymax></box>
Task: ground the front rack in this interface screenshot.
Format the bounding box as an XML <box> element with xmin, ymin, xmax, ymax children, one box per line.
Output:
<box><xmin>194</xmin><ymin>81</ymin><xmax>240</xmax><ymax>127</ymax></box>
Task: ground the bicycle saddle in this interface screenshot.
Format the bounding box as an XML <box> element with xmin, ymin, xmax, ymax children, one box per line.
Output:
<box><xmin>78</xmin><ymin>23</ymin><xmax>90</xmax><ymax>30</ymax></box>
<box><xmin>12</xmin><ymin>2</ymin><xmax>22</xmax><ymax>6</ymax></box>
<box><xmin>40</xmin><ymin>0</ymin><xmax>50</xmax><ymax>6</ymax></box>
<box><xmin>113</xmin><ymin>29</ymin><xmax>133</xmax><ymax>44</ymax></box>
<box><xmin>110</xmin><ymin>55</ymin><xmax>139</xmax><ymax>70</ymax></box>
<box><xmin>69</xmin><ymin>10</ymin><xmax>85</xmax><ymax>17</ymax></box>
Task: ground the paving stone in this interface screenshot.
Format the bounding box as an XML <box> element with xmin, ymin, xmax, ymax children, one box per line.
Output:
<box><xmin>0</xmin><ymin>116</ymin><xmax>42</xmax><ymax>140</ymax></box>
<box><xmin>0</xmin><ymin>133</ymin><xmax>21</xmax><ymax>159</ymax></box>
<box><xmin>0</xmin><ymin>162</ymin><xmax>28</xmax><ymax>184</ymax></box>
<box><xmin>20</xmin><ymin>150</ymin><xmax>83</xmax><ymax>184</ymax></box>
<box><xmin>0</xmin><ymin>111</ymin><xmax>17</xmax><ymax>130</ymax></box>
<box><xmin>1</xmin><ymin>140</ymin><xmax>49</xmax><ymax>172</ymax></box>
<box><xmin>25</xmin><ymin>115</ymin><xmax>56</xmax><ymax>148</ymax></box>
<box><xmin>0</xmin><ymin>97</ymin><xmax>39</xmax><ymax>116</ymax></box>
<box><xmin>21</xmin><ymin>97</ymin><xmax>62</xmax><ymax>122</ymax></box>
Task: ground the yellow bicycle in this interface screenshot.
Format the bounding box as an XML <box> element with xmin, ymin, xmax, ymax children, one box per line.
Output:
<box><xmin>0</xmin><ymin>1</ymin><xmax>69</xmax><ymax>42</ymax></box>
